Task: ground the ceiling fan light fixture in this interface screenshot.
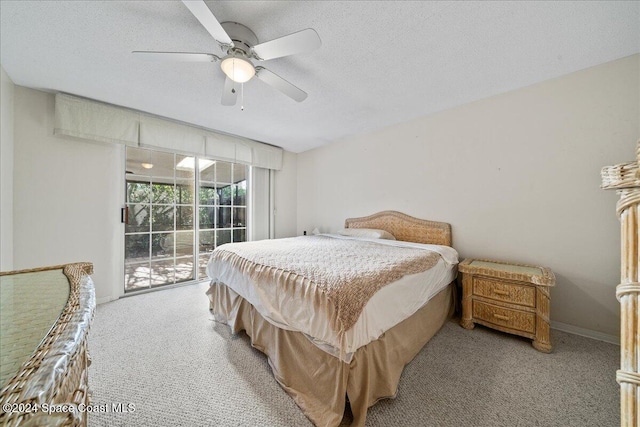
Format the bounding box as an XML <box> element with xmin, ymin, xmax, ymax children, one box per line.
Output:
<box><xmin>220</xmin><ymin>55</ymin><xmax>255</xmax><ymax>83</ymax></box>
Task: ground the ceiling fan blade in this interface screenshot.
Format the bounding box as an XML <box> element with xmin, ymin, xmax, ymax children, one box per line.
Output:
<box><xmin>221</xmin><ymin>77</ymin><xmax>237</xmax><ymax>106</ymax></box>
<box><xmin>182</xmin><ymin>0</ymin><xmax>233</xmax><ymax>46</ymax></box>
<box><xmin>255</xmin><ymin>67</ymin><xmax>307</xmax><ymax>102</ymax></box>
<box><xmin>132</xmin><ymin>51</ymin><xmax>220</xmax><ymax>62</ymax></box>
<box><xmin>251</xmin><ymin>29</ymin><xmax>321</xmax><ymax>61</ymax></box>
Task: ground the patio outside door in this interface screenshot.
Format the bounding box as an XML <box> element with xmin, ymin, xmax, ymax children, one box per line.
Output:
<box><xmin>123</xmin><ymin>147</ymin><xmax>249</xmax><ymax>292</ymax></box>
<box><xmin>124</xmin><ymin>148</ymin><xmax>196</xmax><ymax>291</ymax></box>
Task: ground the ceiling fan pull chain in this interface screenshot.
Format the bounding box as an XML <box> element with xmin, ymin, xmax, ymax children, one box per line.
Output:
<box><xmin>241</xmin><ymin>82</ymin><xmax>244</xmax><ymax>111</ymax></box>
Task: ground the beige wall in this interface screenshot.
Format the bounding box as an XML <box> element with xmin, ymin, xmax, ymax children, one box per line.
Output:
<box><xmin>13</xmin><ymin>87</ymin><xmax>125</xmax><ymax>302</ymax></box>
<box><xmin>297</xmin><ymin>54</ymin><xmax>640</xmax><ymax>339</ymax></box>
<box><xmin>1</xmin><ymin>66</ymin><xmax>15</xmax><ymax>271</ymax></box>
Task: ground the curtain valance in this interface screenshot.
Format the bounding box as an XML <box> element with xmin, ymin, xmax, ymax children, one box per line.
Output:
<box><xmin>54</xmin><ymin>93</ymin><xmax>283</xmax><ymax>170</ymax></box>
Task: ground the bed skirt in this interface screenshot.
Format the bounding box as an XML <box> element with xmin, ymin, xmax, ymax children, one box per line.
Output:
<box><xmin>207</xmin><ymin>282</ymin><xmax>454</xmax><ymax>427</ymax></box>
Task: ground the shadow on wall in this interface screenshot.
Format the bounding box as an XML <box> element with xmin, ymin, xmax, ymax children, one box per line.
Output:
<box><xmin>552</xmin><ymin>272</ymin><xmax>619</xmax><ymax>338</ymax></box>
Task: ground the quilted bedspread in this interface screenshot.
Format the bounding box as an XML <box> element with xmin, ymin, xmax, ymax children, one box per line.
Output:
<box><xmin>208</xmin><ymin>235</ymin><xmax>441</xmax><ymax>335</ymax></box>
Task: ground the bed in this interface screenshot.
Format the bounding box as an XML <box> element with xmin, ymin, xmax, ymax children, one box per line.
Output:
<box><xmin>206</xmin><ymin>211</ymin><xmax>457</xmax><ymax>426</ymax></box>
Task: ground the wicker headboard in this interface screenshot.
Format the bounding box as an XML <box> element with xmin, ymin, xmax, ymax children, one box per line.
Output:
<box><xmin>344</xmin><ymin>211</ymin><xmax>452</xmax><ymax>246</ymax></box>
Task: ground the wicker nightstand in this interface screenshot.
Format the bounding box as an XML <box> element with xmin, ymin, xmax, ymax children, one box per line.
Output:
<box><xmin>459</xmin><ymin>258</ymin><xmax>556</xmax><ymax>353</ymax></box>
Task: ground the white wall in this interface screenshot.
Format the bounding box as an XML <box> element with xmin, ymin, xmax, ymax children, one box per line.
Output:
<box><xmin>274</xmin><ymin>150</ymin><xmax>298</xmax><ymax>238</ymax></box>
<box><xmin>297</xmin><ymin>54</ymin><xmax>640</xmax><ymax>339</ymax></box>
<box><xmin>0</xmin><ymin>66</ymin><xmax>15</xmax><ymax>271</ymax></box>
<box><xmin>13</xmin><ymin>87</ymin><xmax>124</xmax><ymax>303</ymax></box>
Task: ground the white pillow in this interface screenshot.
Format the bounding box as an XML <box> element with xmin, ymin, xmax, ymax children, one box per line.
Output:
<box><xmin>337</xmin><ymin>228</ymin><xmax>396</xmax><ymax>240</ymax></box>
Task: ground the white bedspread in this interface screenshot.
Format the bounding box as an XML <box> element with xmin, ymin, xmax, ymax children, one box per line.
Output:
<box><xmin>207</xmin><ymin>234</ymin><xmax>458</xmax><ymax>362</ymax></box>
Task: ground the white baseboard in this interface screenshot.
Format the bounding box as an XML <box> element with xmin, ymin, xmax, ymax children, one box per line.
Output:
<box><xmin>552</xmin><ymin>321</ymin><xmax>619</xmax><ymax>345</ymax></box>
<box><xmin>96</xmin><ymin>295</ymin><xmax>116</xmax><ymax>305</ymax></box>
<box><xmin>96</xmin><ymin>279</ymin><xmax>209</xmax><ymax>305</ymax></box>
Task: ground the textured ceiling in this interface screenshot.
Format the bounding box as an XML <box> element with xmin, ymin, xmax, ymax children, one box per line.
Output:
<box><xmin>1</xmin><ymin>1</ymin><xmax>639</xmax><ymax>153</ymax></box>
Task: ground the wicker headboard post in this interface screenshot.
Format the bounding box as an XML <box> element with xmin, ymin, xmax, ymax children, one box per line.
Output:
<box><xmin>344</xmin><ymin>211</ymin><xmax>452</xmax><ymax>246</ymax></box>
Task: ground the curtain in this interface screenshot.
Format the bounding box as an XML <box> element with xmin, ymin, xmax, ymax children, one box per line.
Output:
<box><xmin>250</xmin><ymin>167</ymin><xmax>271</xmax><ymax>241</ymax></box>
<box><xmin>54</xmin><ymin>93</ymin><xmax>283</xmax><ymax>170</ymax></box>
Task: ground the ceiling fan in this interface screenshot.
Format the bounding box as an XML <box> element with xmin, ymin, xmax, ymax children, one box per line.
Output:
<box><xmin>133</xmin><ymin>0</ymin><xmax>321</xmax><ymax>106</ymax></box>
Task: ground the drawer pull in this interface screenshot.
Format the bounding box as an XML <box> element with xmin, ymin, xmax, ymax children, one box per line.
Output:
<box><xmin>493</xmin><ymin>313</ymin><xmax>510</xmax><ymax>321</ymax></box>
<box><xmin>492</xmin><ymin>289</ymin><xmax>510</xmax><ymax>296</ymax></box>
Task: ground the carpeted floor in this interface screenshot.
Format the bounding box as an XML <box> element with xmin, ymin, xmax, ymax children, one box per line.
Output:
<box><xmin>88</xmin><ymin>282</ymin><xmax>619</xmax><ymax>427</ymax></box>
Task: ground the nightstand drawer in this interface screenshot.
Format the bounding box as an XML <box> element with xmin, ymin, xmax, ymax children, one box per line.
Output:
<box><xmin>472</xmin><ymin>277</ymin><xmax>536</xmax><ymax>307</ymax></box>
<box><xmin>472</xmin><ymin>301</ymin><xmax>536</xmax><ymax>334</ymax></box>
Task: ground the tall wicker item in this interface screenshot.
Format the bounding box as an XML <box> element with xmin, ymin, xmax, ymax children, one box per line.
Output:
<box><xmin>601</xmin><ymin>140</ymin><xmax>640</xmax><ymax>426</ymax></box>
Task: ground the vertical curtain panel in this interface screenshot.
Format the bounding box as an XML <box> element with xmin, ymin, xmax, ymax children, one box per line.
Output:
<box><xmin>250</xmin><ymin>167</ymin><xmax>271</xmax><ymax>241</ymax></box>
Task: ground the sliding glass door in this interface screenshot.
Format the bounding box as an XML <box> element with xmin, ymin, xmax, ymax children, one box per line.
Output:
<box><xmin>197</xmin><ymin>160</ymin><xmax>247</xmax><ymax>278</ymax></box>
<box><xmin>124</xmin><ymin>147</ymin><xmax>248</xmax><ymax>292</ymax></box>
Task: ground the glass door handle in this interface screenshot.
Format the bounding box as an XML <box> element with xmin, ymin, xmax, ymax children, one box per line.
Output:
<box><xmin>121</xmin><ymin>207</ymin><xmax>129</xmax><ymax>224</ymax></box>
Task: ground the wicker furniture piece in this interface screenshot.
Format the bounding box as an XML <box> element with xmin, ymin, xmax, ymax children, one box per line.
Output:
<box><xmin>0</xmin><ymin>262</ymin><xmax>95</xmax><ymax>427</ymax></box>
<box><xmin>345</xmin><ymin>210</ymin><xmax>452</xmax><ymax>246</ymax></box>
<box><xmin>602</xmin><ymin>140</ymin><xmax>640</xmax><ymax>427</ymax></box>
<box><xmin>459</xmin><ymin>258</ymin><xmax>555</xmax><ymax>353</ymax></box>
